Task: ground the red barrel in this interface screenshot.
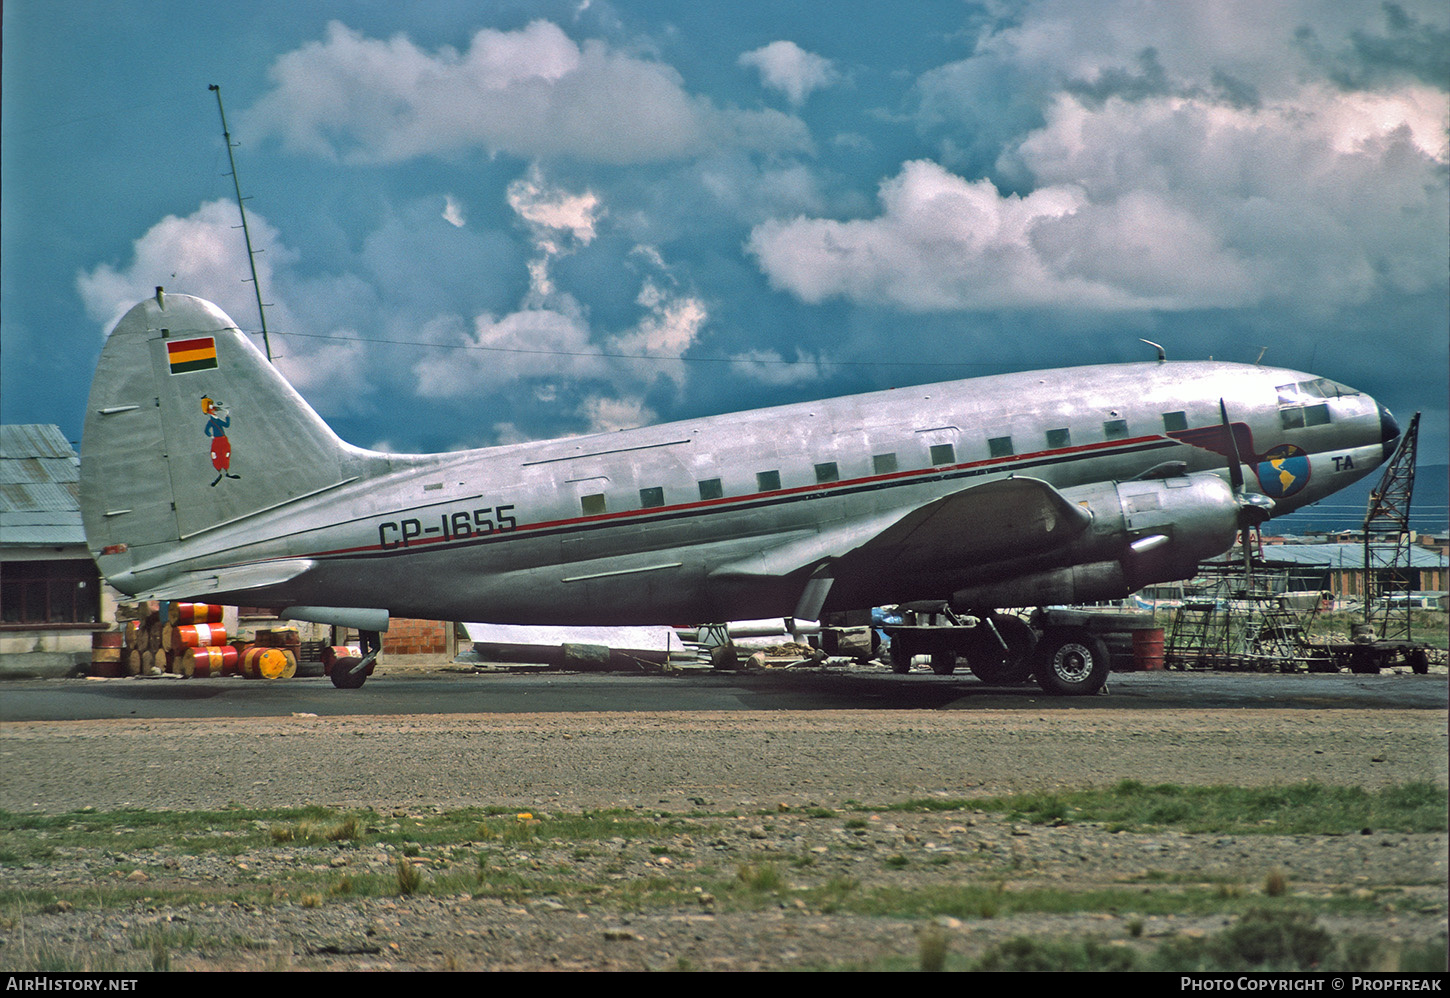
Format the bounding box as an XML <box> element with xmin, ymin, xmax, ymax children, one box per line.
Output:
<box><xmin>90</xmin><ymin>631</ymin><xmax>124</xmax><ymax>677</ymax></box>
<box><xmin>174</xmin><ymin>623</ymin><xmax>228</xmax><ymax>653</ymax></box>
<box><xmin>1132</xmin><ymin>628</ymin><xmax>1166</xmax><ymax>671</ymax></box>
<box><xmin>320</xmin><ymin>646</ymin><xmax>362</xmax><ymax>675</ymax></box>
<box><xmin>181</xmin><ymin>645</ymin><xmax>239</xmax><ymax>678</ymax></box>
<box><xmin>169</xmin><ymin>602</ymin><xmax>224</xmax><ymax>625</ymax></box>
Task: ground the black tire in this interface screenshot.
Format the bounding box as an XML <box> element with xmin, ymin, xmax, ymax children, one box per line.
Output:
<box><xmin>968</xmin><ymin>615</ymin><xmax>1037</xmax><ymax>685</ymax></box>
<box><xmin>930</xmin><ymin>651</ymin><xmax>957</xmax><ymax>675</ymax></box>
<box><xmin>889</xmin><ymin>638</ymin><xmax>912</xmax><ymax>674</ymax></box>
<box><xmin>1031</xmin><ymin>628</ymin><xmax>1110</xmax><ymax>696</ymax></box>
<box><xmin>1348</xmin><ymin>647</ymin><xmax>1380</xmax><ymax>674</ymax></box>
<box><xmin>330</xmin><ymin>657</ymin><xmax>369</xmax><ymax>689</ymax></box>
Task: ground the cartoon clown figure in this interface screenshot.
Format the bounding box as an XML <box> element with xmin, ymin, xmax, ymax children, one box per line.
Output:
<box><xmin>202</xmin><ymin>396</ymin><xmax>241</xmax><ymax>486</ymax></box>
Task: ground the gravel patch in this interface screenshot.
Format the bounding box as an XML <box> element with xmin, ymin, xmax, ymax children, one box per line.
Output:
<box><xmin>1</xmin><ymin>706</ymin><xmax>1445</xmax><ymax>970</ymax></box>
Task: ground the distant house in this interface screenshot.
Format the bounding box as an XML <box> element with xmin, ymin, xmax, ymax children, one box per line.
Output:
<box><xmin>1</xmin><ymin>425</ymin><xmax>116</xmax><ymax>670</ymax></box>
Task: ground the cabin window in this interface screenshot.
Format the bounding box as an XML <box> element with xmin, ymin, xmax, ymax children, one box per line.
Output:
<box><xmin>580</xmin><ymin>493</ymin><xmax>606</xmax><ymax>516</ymax></box>
<box><xmin>1103</xmin><ymin>419</ymin><xmax>1129</xmax><ymax>441</ymax></box>
<box><xmin>929</xmin><ymin>444</ymin><xmax>955</xmax><ymax>466</ymax></box>
<box><xmin>814</xmin><ymin>462</ymin><xmax>839</xmax><ymax>484</ymax></box>
<box><xmin>1045</xmin><ymin>427</ymin><xmax>1071</xmax><ymax>449</ymax></box>
<box><xmin>756</xmin><ymin>470</ymin><xmax>781</xmax><ymax>492</ymax></box>
<box><xmin>639</xmin><ymin>486</ymin><xmax>664</xmax><ymax>508</ymax></box>
<box><xmin>988</xmin><ymin>436</ymin><xmax>1014</xmax><ymax>458</ymax></box>
<box><xmin>873</xmin><ymin>452</ymin><xmax>898</xmax><ymax>475</ymax></box>
<box><xmin>1162</xmin><ymin>411</ymin><xmax>1188</xmax><ymax>432</ymax></box>
<box><xmin>698</xmin><ymin>478</ymin><xmax>723</xmax><ymax>501</ymax></box>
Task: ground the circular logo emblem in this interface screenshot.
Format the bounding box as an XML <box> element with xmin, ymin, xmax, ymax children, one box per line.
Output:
<box><xmin>1256</xmin><ymin>443</ymin><xmax>1311</xmax><ymax>498</ymax></box>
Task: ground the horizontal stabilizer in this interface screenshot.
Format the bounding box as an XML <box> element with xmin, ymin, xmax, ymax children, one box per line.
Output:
<box><xmin>126</xmin><ymin>558</ymin><xmax>315</xmax><ymax>602</ymax></box>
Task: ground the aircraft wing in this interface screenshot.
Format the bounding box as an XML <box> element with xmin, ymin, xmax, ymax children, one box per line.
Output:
<box><xmin>711</xmin><ymin>476</ymin><xmax>1092</xmax><ymax>613</ymax></box>
<box><xmin>852</xmin><ymin>476</ymin><xmax>1092</xmax><ymax>570</ymax></box>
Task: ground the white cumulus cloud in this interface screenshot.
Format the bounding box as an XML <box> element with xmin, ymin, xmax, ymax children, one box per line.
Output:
<box><xmin>75</xmin><ymin>199</ymin><xmax>377</xmax><ymax>410</ymax></box>
<box><xmin>739</xmin><ymin>40</ymin><xmax>840</xmax><ymax>106</ymax></box>
<box><xmin>442</xmin><ymin>195</ymin><xmax>467</xmax><ymax>228</ymax></box>
<box><xmin>244</xmin><ymin>20</ymin><xmax>810</xmax><ymax>164</ymax></box>
<box><xmin>751</xmin><ymin>69</ymin><xmax>1448</xmax><ymax>314</ymax></box>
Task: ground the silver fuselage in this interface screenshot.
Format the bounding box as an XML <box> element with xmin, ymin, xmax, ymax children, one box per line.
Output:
<box><xmin>99</xmin><ymin>358</ymin><xmax>1393</xmax><ymax>624</ymax></box>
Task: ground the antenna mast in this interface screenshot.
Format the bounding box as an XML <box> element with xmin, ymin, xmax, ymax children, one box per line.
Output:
<box><xmin>209</xmin><ymin>84</ymin><xmax>273</xmax><ymax>361</ymax></box>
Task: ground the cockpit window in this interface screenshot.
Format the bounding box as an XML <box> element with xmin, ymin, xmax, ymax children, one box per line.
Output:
<box><xmin>1277</xmin><ymin>378</ymin><xmax>1356</xmax><ymax>405</ymax></box>
<box><xmin>1277</xmin><ymin>379</ymin><xmax>1345</xmax><ymax>430</ymax></box>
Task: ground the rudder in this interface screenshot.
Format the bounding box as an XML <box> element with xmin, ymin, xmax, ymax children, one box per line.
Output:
<box><xmin>81</xmin><ymin>292</ymin><xmax>363</xmax><ymax>585</ymax></box>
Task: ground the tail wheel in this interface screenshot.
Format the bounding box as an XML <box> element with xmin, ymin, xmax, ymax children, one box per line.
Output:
<box><xmin>330</xmin><ymin>657</ymin><xmax>370</xmax><ymax>689</ymax></box>
<box><xmin>1032</xmin><ymin>628</ymin><xmax>1109</xmax><ymax>696</ymax></box>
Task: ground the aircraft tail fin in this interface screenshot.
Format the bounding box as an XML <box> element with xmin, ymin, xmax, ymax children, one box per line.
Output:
<box><xmin>81</xmin><ymin>292</ymin><xmax>377</xmax><ymax>591</ymax></box>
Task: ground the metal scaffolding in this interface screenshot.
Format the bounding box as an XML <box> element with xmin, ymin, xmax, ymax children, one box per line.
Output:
<box><xmin>1165</xmin><ymin>560</ymin><xmax>1328</xmax><ymax>672</ymax></box>
<box><xmin>1362</xmin><ymin>412</ymin><xmax>1420</xmax><ymax>643</ymax></box>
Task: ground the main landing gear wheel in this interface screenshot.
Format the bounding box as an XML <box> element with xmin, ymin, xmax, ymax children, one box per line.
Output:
<box><xmin>968</xmin><ymin>615</ymin><xmax>1037</xmax><ymax>685</ymax></box>
<box><xmin>1031</xmin><ymin>628</ymin><xmax>1109</xmax><ymax>696</ymax></box>
<box><xmin>930</xmin><ymin>651</ymin><xmax>957</xmax><ymax>676</ymax></box>
<box><xmin>888</xmin><ymin>639</ymin><xmax>913</xmax><ymax>674</ymax></box>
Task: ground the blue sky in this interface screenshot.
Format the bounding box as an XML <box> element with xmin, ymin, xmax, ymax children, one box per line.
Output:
<box><xmin>4</xmin><ymin>1</ymin><xmax>1446</xmax><ymax>522</ymax></box>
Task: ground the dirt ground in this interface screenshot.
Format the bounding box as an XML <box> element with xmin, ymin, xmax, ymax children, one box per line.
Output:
<box><xmin>1</xmin><ymin>696</ymin><xmax>1445</xmax><ymax>971</ymax></box>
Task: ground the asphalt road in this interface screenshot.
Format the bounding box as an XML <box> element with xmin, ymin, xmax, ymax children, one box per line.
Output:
<box><xmin>2</xmin><ymin>667</ymin><xmax>1445</xmax><ymax>722</ymax></box>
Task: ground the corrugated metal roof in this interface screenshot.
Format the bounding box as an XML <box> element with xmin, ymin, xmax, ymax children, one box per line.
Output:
<box><xmin>0</xmin><ymin>482</ymin><xmax>81</xmax><ymax>511</ymax></box>
<box><xmin>0</xmin><ymin>513</ymin><xmax>86</xmax><ymax>546</ymax></box>
<box><xmin>0</xmin><ymin>426</ymin><xmax>86</xmax><ymax>546</ymax></box>
<box><xmin>1253</xmin><ymin>543</ymin><xmax>1448</xmax><ymax>569</ymax></box>
<box><xmin>0</xmin><ymin>424</ymin><xmax>78</xmax><ymax>461</ymax></box>
<box><xmin>0</xmin><ymin>426</ymin><xmax>81</xmax><ymax>502</ymax></box>
<box><xmin>0</xmin><ymin>457</ymin><xmax>80</xmax><ymax>485</ymax></box>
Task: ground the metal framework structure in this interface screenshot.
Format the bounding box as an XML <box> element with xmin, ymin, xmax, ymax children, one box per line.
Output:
<box><xmin>1164</xmin><ymin>560</ymin><xmax>1326</xmax><ymax>672</ymax></box>
<box><xmin>1362</xmin><ymin>412</ymin><xmax>1420</xmax><ymax>642</ymax></box>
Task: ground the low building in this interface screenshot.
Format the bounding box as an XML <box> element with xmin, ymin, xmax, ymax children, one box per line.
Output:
<box><xmin>1</xmin><ymin>425</ymin><xmax>118</xmax><ymax>674</ymax></box>
<box><xmin>1237</xmin><ymin>541</ymin><xmax>1448</xmax><ymax>602</ymax></box>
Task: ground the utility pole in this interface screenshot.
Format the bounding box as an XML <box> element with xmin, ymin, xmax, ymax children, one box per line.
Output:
<box><xmin>209</xmin><ymin>84</ymin><xmax>272</xmax><ymax>361</ymax></box>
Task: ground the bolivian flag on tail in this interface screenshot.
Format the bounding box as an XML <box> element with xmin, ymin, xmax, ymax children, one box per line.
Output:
<box><xmin>167</xmin><ymin>336</ymin><xmax>218</xmax><ymax>375</ymax></box>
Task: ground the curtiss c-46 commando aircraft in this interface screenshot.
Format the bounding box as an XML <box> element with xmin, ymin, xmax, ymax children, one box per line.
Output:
<box><xmin>81</xmin><ymin>291</ymin><xmax>1400</xmax><ymax>692</ymax></box>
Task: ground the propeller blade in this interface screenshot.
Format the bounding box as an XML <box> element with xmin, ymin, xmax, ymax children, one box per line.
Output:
<box><xmin>1218</xmin><ymin>399</ymin><xmax>1245</xmax><ymax>493</ymax></box>
<box><xmin>1219</xmin><ymin>398</ymin><xmax>1274</xmax><ymax>527</ymax></box>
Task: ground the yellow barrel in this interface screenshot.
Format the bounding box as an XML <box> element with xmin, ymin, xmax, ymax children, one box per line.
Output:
<box><xmin>241</xmin><ymin>645</ymin><xmax>288</xmax><ymax>680</ymax></box>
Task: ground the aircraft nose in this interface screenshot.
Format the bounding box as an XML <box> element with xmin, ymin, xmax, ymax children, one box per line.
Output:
<box><xmin>1378</xmin><ymin>402</ymin><xmax>1400</xmax><ymax>462</ymax></box>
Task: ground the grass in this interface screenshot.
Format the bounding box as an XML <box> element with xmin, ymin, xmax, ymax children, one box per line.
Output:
<box><xmin>1</xmin><ymin>783</ymin><xmax>1443</xmax><ymax>970</ymax></box>
<box><xmin>885</xmin><ymin>779</ymin><xmax>1448</xmax><ymax>835</ymax></box>
<box><xmin>825</xmin><ymin>910</ymin><xmax>1448</xmax><ymax>972</ymax></box>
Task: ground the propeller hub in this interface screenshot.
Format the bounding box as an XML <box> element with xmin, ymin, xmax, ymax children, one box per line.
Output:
<box><xmin>1238</xmin><ymin>493</ymin><xmax>1275</xmax><ymax>527</ymax></box>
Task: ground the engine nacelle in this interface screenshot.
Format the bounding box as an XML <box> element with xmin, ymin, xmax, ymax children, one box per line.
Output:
<box><xmin>950</xmin><ymin>473</ymin><xmax>1242</xmax><ymax>608</ymax></box>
